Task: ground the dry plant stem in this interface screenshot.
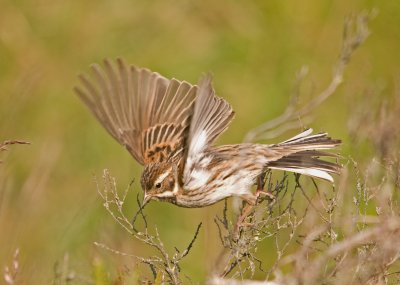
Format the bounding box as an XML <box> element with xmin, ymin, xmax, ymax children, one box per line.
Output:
<box><xmin>224</xmin><ymin>14</ymin><xmax>374</xmax><ymax>279</ymax></box>
<box><xmin>217</xmin><ymin>175</ymin><xmax>291</xmax><ymax>278</ymax></box>
<box><xmin>52</xmin><ymin>253</ymin><xmax>89</xmax><ymax>285</ymax></box>
<box><xmin>95</xmin><ymin>170</ymin><xmax>202</xmax><ymax>284</ymax></box>
<box><xmin>303</xmin><ymin>218</ymin><xmax>400</xmax><ymax>284</ymax></box>
<box><xmin>244</xmin><ymin>12</ymin><xmax>372</xmax><ymax>143</ymax></box>
<box><xmin>0</xmin><ymin>140</ymin><xmax>30</xmax><ymax>163</ymax></box>
<box><xmin>3</xmin><ymin>249</ymin><xmax>20</xmax><ymax>285</ymax></box>
<box><xmin>294</xmin><ymin>176</ymin><xmax>330</xmax><ymax>224</ymax></box>
<box><xmin>266</xmin><ymin>190</ymin><xmax>308</xmax><ymax>281</ymax></box>
<box><xmin>131</xmin><ymin>193</ymin><xmax>148</xmax><ymax>233</ymax></box>
<box><xmin>94</xmin><ymin>242</ymin><xmax>162</xmax><ymax>265</ymax></box>
<box><xmin>96</xmin><ymin>170</ymin><xmax>134</xmax><ymax>234</ymax></box>
<box><xmin>0</xmin><ymin>140</ymin><xmax>30</xmax><ymax>151</ymax></box>
<box><xmin>273</xmin><ymin>160</ymin><xmax>400</xmax><ymax>284</ymax></box>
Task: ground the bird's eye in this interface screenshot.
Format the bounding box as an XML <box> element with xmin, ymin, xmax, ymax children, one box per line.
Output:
<box><xmin>155</xmin><ymin>183</ymin><xmax>161</xmax><ymax>188</ymax></box>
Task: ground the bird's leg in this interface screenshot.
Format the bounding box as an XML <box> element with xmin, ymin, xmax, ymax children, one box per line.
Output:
<box><xmin>255</xmin><ymin>172</ymin><xmax>275</xmax><ymax>201</ymax></box>
<box><xmin>256</xmin><ymin>172</ymin><xmax>266</xmax><ymax>192</ymax></box>
<box><xmin>235</xmin><ymin>173</ymin><xmax>276</xmax><ymax>234</ymax></box>
<box><xmin>234</xmin><ymin>203</ymin><xmax>254</xmax><ymax>238</ymax></box>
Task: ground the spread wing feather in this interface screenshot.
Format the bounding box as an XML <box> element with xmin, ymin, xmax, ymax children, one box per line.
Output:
<box><xmin>74</xmin><ymin>58</ymin><xmax>197</xmax><ymax>165</ymax></box>
<box><xmin>183</xmin><ymin>74</ymin><xmax>235</xmax><ymax>186</ymax></box>
<box><xmin>188</xmin><ymin>75</ymin><xmax>235</xmax><ymax>148</ymax></box>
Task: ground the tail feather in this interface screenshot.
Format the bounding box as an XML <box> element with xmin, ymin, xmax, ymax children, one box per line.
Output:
<box><xmin>268</xmin><ymin>166</ymin><xmax>335</xmax><ymax>182</ymax></box>
<box><xmin>267</xmin><ymin>129</ymin><xmax>341</xmax><ymax>182</ymax></box>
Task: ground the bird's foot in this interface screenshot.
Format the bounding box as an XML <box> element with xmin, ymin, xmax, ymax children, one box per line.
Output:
<box><xmin>255</xmin><ymin>189</ymin><xmax>275</xmax><ymax>202</ymax></box>
<box><xmin>255</xmin><ymin>172</ymin><xmax>275</xmax><ymax>203</ymax></box>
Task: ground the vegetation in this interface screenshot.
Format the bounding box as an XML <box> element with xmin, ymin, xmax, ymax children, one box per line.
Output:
<box><xmin>1</xmin><ymin>1</ymin><xmax>400</xmax><ymax>284</ymax></box>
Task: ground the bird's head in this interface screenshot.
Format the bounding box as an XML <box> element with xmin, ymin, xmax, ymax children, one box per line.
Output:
<box><xmin>140</xmin><ymin>162</ymin><xmax>180</xmax><ymax>205</ymax></box>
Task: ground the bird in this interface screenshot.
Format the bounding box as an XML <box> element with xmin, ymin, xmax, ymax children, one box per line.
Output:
<box><xmin>74</xmin><ymin>58</ymin><xmax>341</xmax><ymax>208</ymax></box>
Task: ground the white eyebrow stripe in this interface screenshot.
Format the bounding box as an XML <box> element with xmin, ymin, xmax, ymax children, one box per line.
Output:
<box><xmin>154</xmin><ymin>169</ymin><xmax>171</xmax><ymax>185</ymax></box>
<box><xmin>155</xmin><ymin>190</ymin><xmax>174</xmax><ymax>198</ymax></box>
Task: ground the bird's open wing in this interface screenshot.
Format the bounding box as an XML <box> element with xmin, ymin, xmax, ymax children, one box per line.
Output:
<box><xmin>183</xmin><ymin>75</ymin><xmax>235</xmax><ymax>188</ymax></box>
<box><xmin>74</xmin><ymin>58</ymin><xmax>197</xmax><ymax>165</ymax></box>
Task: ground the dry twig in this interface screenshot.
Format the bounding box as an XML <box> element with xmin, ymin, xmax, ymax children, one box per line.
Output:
<box><xmin>244</xmin><ymin>11</ymin><xmax>373</xmax><ymax>143</ymax></box>
<box><xmin>95</xmin><ymin>169</ymin><xmax>202</xmax><ymax>284</ymax></box>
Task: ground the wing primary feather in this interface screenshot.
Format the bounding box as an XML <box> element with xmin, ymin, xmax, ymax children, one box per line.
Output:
<box><xmin>104</xmin><ymin>59</ymin><xmax>127</xmax><ymax>128</ymax></box>
<box><xmin>78</xmin><ymin>72</ymin><xmax>117</xmax><ymax>138</ymax></box>
<box><xmin>91</xmin><ymin>64</ymin><xmax>121</xmax><ymax>131</ymax></box>
<box><xmin>75</xmin><ymin>59</ymin><xmax>199</xmax><ymax>166</ymax></box>
<box><xmin>183</xmin><ymin>74</ymin><xmax>235</xmax><ymax>185</ymax></box>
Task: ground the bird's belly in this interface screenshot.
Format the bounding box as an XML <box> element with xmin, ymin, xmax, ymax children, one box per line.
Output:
<box><xmin>177</xmin><ymin>171</ymin><xmax>257</xmax><ymax>207</ymax></box>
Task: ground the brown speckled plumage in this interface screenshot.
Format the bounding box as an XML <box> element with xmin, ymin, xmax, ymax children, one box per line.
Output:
<box><xmin>75</xmin><ymin>58</ymin><xmax>341</xmax><ymax>208</ymax></box>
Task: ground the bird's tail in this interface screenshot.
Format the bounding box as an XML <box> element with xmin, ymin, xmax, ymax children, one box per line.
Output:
<box><xmin>267</xmin><ymin>129</ymin><xmax>341</xmax><ymax>182</ymax></box>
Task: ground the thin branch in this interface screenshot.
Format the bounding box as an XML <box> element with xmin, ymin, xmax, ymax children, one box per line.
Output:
<box><xmin>244</xmin><ymin>11</ymin><xmax>372</xmax><ymax>143</ymax></box>
<box><xmin>180</xmin><ymin>222</ymin><xmax>202</xmax><ymax>259</ymax></box>
<box><xmin>0</xmin><ymin>140</ymin><xmax>30</xmax><ymax>163</ymax></box>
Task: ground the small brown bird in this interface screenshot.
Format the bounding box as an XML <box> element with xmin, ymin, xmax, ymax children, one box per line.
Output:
<box><xmin>75</xmin><ymin>59</ymin><xmax>341</xmax><ymax>208</ymax></box>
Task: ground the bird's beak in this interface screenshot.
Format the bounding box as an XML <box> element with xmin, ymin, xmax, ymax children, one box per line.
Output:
<box><xmin>143</xmin><ymin>193</ymin><xmax>152</xmax><ymax>206</ymax></box>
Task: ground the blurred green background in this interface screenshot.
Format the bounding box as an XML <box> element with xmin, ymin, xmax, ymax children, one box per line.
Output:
<box><xmin>1</xmin><ymin>0</ymin><xmax>399</xmax><ymax>283</ymax></box>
